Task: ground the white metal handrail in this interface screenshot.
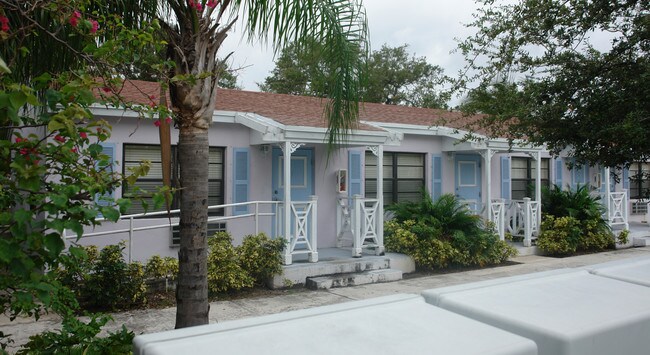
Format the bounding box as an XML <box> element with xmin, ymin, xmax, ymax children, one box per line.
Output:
<box><xmin>64</xmin><ymin>200</ymin><xmax>280</xmax><ymax>262</ymax></box>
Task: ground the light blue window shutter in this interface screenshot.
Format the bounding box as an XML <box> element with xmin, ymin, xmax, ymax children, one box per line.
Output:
<box><xmin>232</xmin><ymin>148</ymin><xmax>249</xmax><ymax>215</ymax></box>
<box><xmin>348</xmin><ymin>150</ymin><xmax>362</xmax><ymax>198</ymax></box>
<box><xmin>96</xmin><ymin>143</ymin><xmax>116</xmax><ymax>206</ymax></box>
<box><xmin>623</xmin><ymin>166</ymin><xmax>630</xmax><ymax>191</ymax></box>
<box><xmin>432</xmin><ymin>154</ymin><xmax>442</xmax><ymax>201</ymax></box>
<box><xmin>500</xmin><ymin>156</ymin><xmax>511</xmax><ymax>199</ymax></box>
<box><xmin>555</xmin><ymin>158</ymin><xmax>563</xmax><ymax>189</ymax></box>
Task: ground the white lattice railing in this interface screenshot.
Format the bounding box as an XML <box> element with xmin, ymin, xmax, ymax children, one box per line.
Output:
<box><xmin>275</xmin><ymin>196</ymin><xmax>318</xmax><ymax>264</ymax></box>
<box><xmin>505</xmin><ymin>198</ymin><xmax>539</xmax><ymax>247</ymax></box>
<box><xmin>337</xmin><ymin>195</ymin><xmax>384</xmax><ymax>257</ymax></box>
<box><xmin>490</xmin><ymin>199</ymin><xmax>506</xmax><ymax>241</ymax></box>
<box><xmin>607</xmin><ymin>191</ymin><xmax>629</xmax><ymax>229</ymax></box>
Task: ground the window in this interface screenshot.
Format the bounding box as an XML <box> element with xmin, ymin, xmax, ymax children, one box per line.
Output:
<box><xmin>365</xmin><ymin>152</ymin><xmax>425</xmax><ymax>204</ymax></box>
<box><xmin>629</xmin><ymin>162</ymin><xmax>650</xmax><ymax>199</ymax></box>
<box><xmin>123</xmin><ymin>144</ymin><xmax>224</xmax><ymax>215</ymax></box>
<box><xmin>511</xmin><ymin>157</ymin><xmax>550</xmax><ymax>200</ymax></box>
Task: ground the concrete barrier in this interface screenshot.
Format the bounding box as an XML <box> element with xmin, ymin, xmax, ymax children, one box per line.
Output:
<box><xmin>585</xmin><ymin>255</ymin><xmax>650</xmax><ymax>287</ymax></box>
<box><xmin>134</xmin><ymin>294</ymin><xmax>537</xmax><ymax>355</ymax></box>
<box><xmin>422</xmin><ymin>269</ymin><xmax>650</xmax><ymax>355</ymax></box>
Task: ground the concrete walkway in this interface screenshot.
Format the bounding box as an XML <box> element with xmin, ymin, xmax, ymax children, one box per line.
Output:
<box><xmin>3</xmin><ymin>246</ymin><xmax>650</xmax><ymax>352</ymax></box>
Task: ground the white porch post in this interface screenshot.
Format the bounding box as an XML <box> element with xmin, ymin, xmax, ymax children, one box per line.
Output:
<box><xmin>376</xmin><ymin>145</ymin><xmax>385</xmax><ymax>255</ymax></box>
<box><xmin>535</xmin><ymin>151</ymin><xmax>542</xmax><ymax>232</ymax></box>
<box><xmin>283</xmin><ymin>140</ymin><xmax>292</xmax><ymax>265</ymax></box>
<box><xmin>605</xmin><ymin>166</ymin><xmax>611</xmax><ymax>223</ymax></box>
<box><xmin>484</xmin><ymin>148</ymin><xmax>493</xmax><ymax>219</ymax></box>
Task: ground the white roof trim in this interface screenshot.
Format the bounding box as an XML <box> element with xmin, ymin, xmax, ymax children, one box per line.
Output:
<box><xmin>214</xmin><ymin>110</ymin><xmax>401</xmax><ymax>146</ymax></box>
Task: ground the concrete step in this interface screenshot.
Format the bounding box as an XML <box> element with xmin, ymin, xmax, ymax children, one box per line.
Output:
<box><xmin>306</xmin><ymin>269</ymin><xmax>403</xmax><ymax>290</ymax></box>
<box><xmin>270</xmin><ymin>256</ymin><xmax>391</xmax><ymax>289</ymax></box>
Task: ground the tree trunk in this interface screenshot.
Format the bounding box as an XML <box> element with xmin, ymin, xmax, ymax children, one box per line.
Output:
<box><xmin>175</xmin><ymin>123</ymin><xmax>210</xmax><ymax>328</ymax></box>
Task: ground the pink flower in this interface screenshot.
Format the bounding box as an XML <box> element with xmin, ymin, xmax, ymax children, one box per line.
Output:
<box><xmin>89</xmin><ymin>20</ymin><xmax>99</xmax><ymax>34</ymax></box>
<box><xmin>69</xmin><ymin>10</ymin><xmax>81</xmax><ymax>27</ymax></box>
<box><xmin>19</xmin><ymin>148</ymin><xmax>28</xmax><ymax>155</ymax></box>
<box><xmin>15</xmin><ymin>137</ymin><xmax>23</xmax><ymax>143</ymax></box>
<box><xmin>207</xmin><ymin>0</ymin><xmax>218</xmax><ymax>8</ymax></box>
<box><xmin>165</xmin><ymin>117</ymin><xmax>172</xmax><ymax>124</ymax></box>
<box><xmin>71</xmin><ymin>148</ymin><xmax>78</xmax><ymax>154</ymax></box>
<box><xmin>54</xmin><ymin>135</ymin><xmax>66</xmax><ymax>143</ymax></box>
<box><xmin>79</xmin><ymin>132</ymin><xmax>88</xmax><ymax>139</ymax></box>
<box><xmin>0</xmin><ymin>16</ymin><xmax>9</xmax><ymax>32</ymax></box>
<box><xmin>154</xmin><ymin>120</ymin><xmax>161</xmax><ymax>127</ymax></box>
<box><xmin>101</xmin><ymin>87</ymin><xmax>111</xmax><ymax>93</ymax></box>
<box><xmin>195</xmin><ymin>2</ymin><xmax>203</xmax><ymax>11</ymax></box>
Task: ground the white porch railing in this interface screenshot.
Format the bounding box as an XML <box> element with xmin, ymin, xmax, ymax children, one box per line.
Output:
<box><xmin>604</xmin><ymin>191</ymin><xmax>629</xmax><ymax>229</ymax></box>
<box><xmin>489</xmin><ymin>199</ymin><xmax>506</xmax><ymax>241</ymax></box>
<box><xmin>336</xmin><ymin>195</ymin><xmax>384</xmax><ymax>257</ymax></box>
<box><xmin>63</xmin><ymin>200</ymin><xmax>319</xmax><ymax>264</ymax></box>
<box><xmin>504</xmin><ymin>198</ymin><xmax>539</xmax><ymax>247</ymax></box>
<box><xmin>276</xmin><ymin>196</ymin><xmax>319</xmax><ymax>263</ymax></box>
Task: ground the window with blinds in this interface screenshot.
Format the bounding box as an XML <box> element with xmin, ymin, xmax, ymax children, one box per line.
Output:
<box><xmin>123</xmin><ymin>144</ymin><xmax>224</xmax><ymax>215</ymax></box>
<box><xmin>365</xmin><ymin>152</ymin><xmax>425</xmax><ymax>204</ymax></box>
<box><xmin>511</xmin><ymin>157</ymin><xmax>550</xmax><ymax>200</ymax></box>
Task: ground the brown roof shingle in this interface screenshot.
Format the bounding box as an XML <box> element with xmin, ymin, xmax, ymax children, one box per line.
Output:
<box><xmin>116</xmin><ymin>80</ymin><xmax>480</xmax><ymax>132</ymax></box>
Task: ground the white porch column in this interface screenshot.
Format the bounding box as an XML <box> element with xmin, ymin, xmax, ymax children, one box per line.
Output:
<box><xmin>376</xmin><ymin>145</ymin><xmax>385</xmax><ymax>255</ymax></box>
<box><xmin>282</xmin><ymin>141</ymin><xmax>292</xmax><ymax>265</ymax></box>
<box><xmin>605</xmin><ymin>166</ymin><xmax>611</xmax><ymax>223</ymax></box>
<box><xmin>484</xmin><ymin>148</ymin><xmax>493</xmax><ymax>219</ymax></box>
<box><xmin>535</xmin><ymin>151</ymin><xmax>542</xmax><ymax>232</ymax></box>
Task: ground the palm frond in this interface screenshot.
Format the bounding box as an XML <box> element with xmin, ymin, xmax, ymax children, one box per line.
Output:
<box><xmin>235</xmin><ymin>0</ymin><xmax>369</xmax><ymax>147</ymax></box>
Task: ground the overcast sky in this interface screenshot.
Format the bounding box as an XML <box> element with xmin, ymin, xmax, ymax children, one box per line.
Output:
<box><xmin>219</xmin><ymin>0</ymin><xmax>480</xmax><ymax>93</ymax></box>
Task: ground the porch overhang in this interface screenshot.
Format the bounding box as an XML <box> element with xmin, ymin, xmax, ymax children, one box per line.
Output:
<box><xmin>215</xmin><ymin>111</ymin><xmax>402</xmax><ymax>147</ymax></box>
<box><xmin>363</xmin><ymin>121</ymin><xmax>545</xmax><ymax>154</ymax></box>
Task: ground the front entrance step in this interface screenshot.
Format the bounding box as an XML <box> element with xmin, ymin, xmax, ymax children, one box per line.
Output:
<box><xmin>269</xmin><ymin>256</ymin><xmax>391</xmax><ymax>289</ymax></box>
<box><xmin>306</xmin><ymin>269</ymin><xmax>403</xmax><ymax>290</ymax></box>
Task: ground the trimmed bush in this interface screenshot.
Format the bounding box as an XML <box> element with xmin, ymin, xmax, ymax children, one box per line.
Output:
<box><xmin>237</xmin><ymin>233</ymin><xmax>285</xmax><ymax>285</ymax></box>
<box><xmin>539</xmin><ymin>185</ymin><xmax>615</xmax><ymax>255</ymax></box>
<box><xmin>58</xmin><ymin>242</ymin><xmax>147</xmax><ymax>312</ymax></box>
<box><xmin>385</xmin><ymin>193</ymin><xmax>517</xmax><ymax>269</ymax></box>
<box><xmin>206</xmin><ymin>232</ymin><xmax>284</xmax><ymax>294</ymax></box>
<box><xmin>537</xmin><ymin>216</ymin><xmax>582</xmax><ymax>255</ymax></box>
<box><xmin>207</xmin><ymin>232</ymin><xmax>254</xmax><ymax>294</ymax></box>
<box><xmin>144</xmin><ymin>255</ymin><xmax>179</xmax><ymax>280</ymax></box>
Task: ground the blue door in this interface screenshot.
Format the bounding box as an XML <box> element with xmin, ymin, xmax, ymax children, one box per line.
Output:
<box><xmin>455</xmin><ymin>154</ymin><xmax>482</xmax><ymax>209</ymax></box>
<box><xmin>271</xmin><ymin>147</ymin><xmax>314</xmax><ymax>237</ymax></box>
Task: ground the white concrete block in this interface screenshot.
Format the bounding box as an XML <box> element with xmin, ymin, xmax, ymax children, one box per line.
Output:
<box><xmin>134</xmin><ymin>294</ymin><xmax>537</xmax><ymax>355</ymax></box>
<box><xmin>586</xmin><ymin>255</ymin><xmax>650</xmax><ymax>287</ymax></box>
<box><xmin>422</xmin><ymin>270</ymin><xmax>650</xmax><ymax>355</ymax></box>
<box><xmin>386</xmin><ymin>252</ymin><xmax>416</xmax><ymax>273</ymax></box>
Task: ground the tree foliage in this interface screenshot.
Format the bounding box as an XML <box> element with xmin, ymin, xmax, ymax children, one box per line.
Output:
<box><xmin>0</xmin><ymin>1</ymin><xmax>170</xmax><ymax>350</ymax></box>
<box><xmin>457</xmin><ymin>0</ymin><xmax>649</xmax><ymax>167</ymax></box>
<box><xmin>261</xmin><ymin>43</ymin><xmax>450</xmax><ymax>109</ymax></box>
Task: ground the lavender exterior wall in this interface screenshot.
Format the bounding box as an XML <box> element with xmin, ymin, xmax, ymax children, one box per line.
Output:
<box><xmin>73</xmin><ymin>114</ymin><xmax>564</xmax><ymax>262</ymax></box>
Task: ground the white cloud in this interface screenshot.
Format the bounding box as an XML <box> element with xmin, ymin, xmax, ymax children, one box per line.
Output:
<box><xmin>219</xmin><ymin>1</ymin><xmax>481</xmax><ymax>92</ymax></box>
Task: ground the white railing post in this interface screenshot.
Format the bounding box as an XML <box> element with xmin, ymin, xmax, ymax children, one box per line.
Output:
<box><xmin>308</xmin><ymin>196</ymin><xmax>318</xmax><ymax>262</ymax></box>
<box><xmin>623</xmin><ymin>190</ymin><xmax>629</xmax><ymax>230</ymax></box>
<box><xmin>523</xmin><ymin>197</ymin><xmax>532</xmax><ymax>247</ymax></box>
<box><xmin>254</xmin><ymin>202</ymin><xmax>259</xmax><ymax>235</ymax></box>
<box><xmin>336</xmin><ymin>198</ymin><xmax>343</xmax><ymax>241</ymax></box>
<box><xmin>128</xmin><ymin>216</ymin><xmax>134</xmax><ymax>263</ymax></box>
<box><xmin>352</xmin><ymin>194</ymin><xmax>362</xmax><ymax>257</ymax></box>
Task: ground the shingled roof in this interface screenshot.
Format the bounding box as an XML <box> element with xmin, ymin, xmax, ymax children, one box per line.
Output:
<box><xmin>112</xmin><ymin>80</ymin><xmax>478</xmax><ymax>132</ymax></box>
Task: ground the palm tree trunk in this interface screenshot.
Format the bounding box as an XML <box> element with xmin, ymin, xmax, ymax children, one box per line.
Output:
<box><xmin>175</xmin><ymin>123</ymin><xmax>210</xmax><ymax>328</ymax></box>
